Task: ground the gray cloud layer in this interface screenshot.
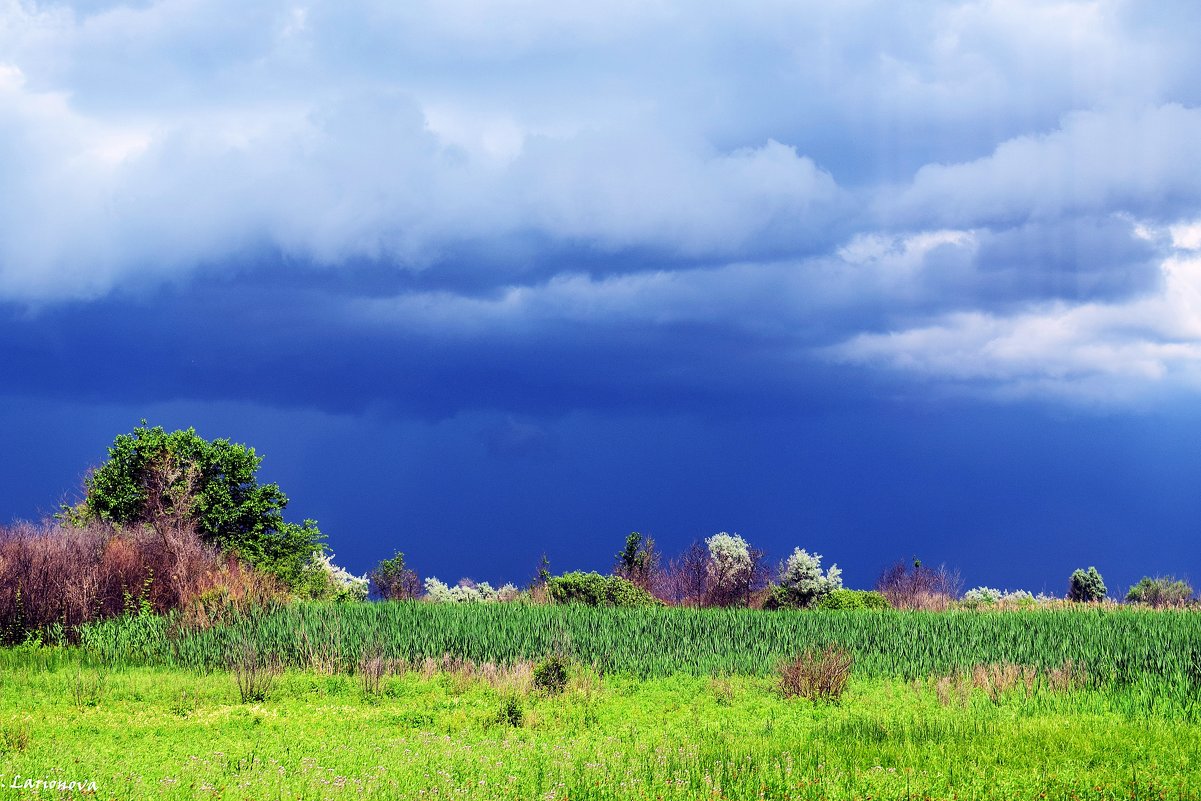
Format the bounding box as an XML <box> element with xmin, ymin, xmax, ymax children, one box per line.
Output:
<box><xmin>3</xmin><ymin>0</ymin><xmax>1201</xmax><ymax>405</ymax></box>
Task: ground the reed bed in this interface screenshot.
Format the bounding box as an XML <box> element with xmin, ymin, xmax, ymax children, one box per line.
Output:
<box><xmin>78</xmin><ymin>602</ymin><xmax>1201</xmax><ymax>691</ymax></box>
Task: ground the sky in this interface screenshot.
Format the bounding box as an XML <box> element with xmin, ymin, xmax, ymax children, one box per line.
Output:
<box><xmin>2</xmin><ymin>0</ymin><xmax>1201</xmax><ymax>597</ymax></box>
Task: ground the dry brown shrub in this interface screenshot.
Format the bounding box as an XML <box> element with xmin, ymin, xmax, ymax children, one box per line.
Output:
<box><xmin>358</xmin><ymin>643</ymin><xmax>388</xmax><ymax>695</ymax></box>
<box><xmin>971</xmin><ymin>662</ymin><xmax>1036</xmax><ymax>703</ymax></box>
<box><xmin>778</xmin><ymin>645</ymin><xmax>853</xmax><ymax>702</ymax></box>
<box><xmin>524</xmin><ymin>583</ymin><xmax>551</xmax><ymax>605</ymax></box>
<box><xmin>0</xmin><ymin>518</ymin><xmax>286</xmax><ymax>642</ymax></box>
<box><xmin>930</xmin><ymin>661</ymin><xmax>1085</xmax><ymax>706</ymax></box>
<box><xmin>876</xmin><ymin>560</ymin><xmax>962</xmax><ymax>611</ymax></box>
<box><xmin>1044</xmin><ymin>660</ymin><xmax>1088</xmax><ymax>692</ymax></box>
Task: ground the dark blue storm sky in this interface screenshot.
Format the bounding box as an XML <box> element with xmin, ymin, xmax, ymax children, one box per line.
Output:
<box><xmin>3</xmin><ymin>0</ymin><xmax>1201</xmax><ymax>596</ymax></box>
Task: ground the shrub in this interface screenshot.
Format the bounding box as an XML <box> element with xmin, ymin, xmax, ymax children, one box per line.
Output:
<box><xmin>299</xmin><ymin>551</ymin><xmax>367</xmax><ymax>602</ymax></box>
<box><xmin>423</xmin><ymin>577</ymin><xmax>518</xmax><ymax>603</ymax></box>
<box><xmin>962</xmin><ymin>587</ymin><xmax>1003</xmax><ymax>607</ymax></box>
<box><xmin>814</xmin><ymin>589</ymin><xmax>890</xmax><ymax>610</ymax></box>
<box><xmin>876</xmin><ymin>559</ymin><xmax>961</xmax><ymax>610</ymax></box>
<box><xmin>768</xmin><ymin>548</ymin><xmax>842</xmax><ymax>609</ymax></box>
<box><xmin>777</xmin><ymin>645</ymin><xmax>853</xmax><ymax>702</ymax></box>
<box><xmin>546</xmin><ymin>571</ymin><xmax>657</xmax><ymax>607</ymax></box>
<box><xmin>496</xmin><ymin>694</ymin><xmax>524</xmax><ymax>727</ymax></box>
<box><xmin>1001</xmin><ymin>590</ymin><xmax>1038</xmax><ymax>609</ymax></box>
<box><xmin>532</xmin><ymin>654</ymin><xmax>570</xmax><ymax>695</ymax></box>
<box><xmin>1067</xmin><ymin>567</ymin><xmax>1107</xmax><ymax>602</ymax></box>
<box><xmin>1126</xmin><ymin>576</ymin><xmax>1194</xmax><ymax>608</ymax></box>
<box><xmin>0</xmin><ymin>520</ymin><xmax>285</xmax><ymax>642</ymax></box>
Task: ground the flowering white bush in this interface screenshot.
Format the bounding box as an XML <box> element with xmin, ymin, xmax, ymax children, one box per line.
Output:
<box><xmin>310</xmin><ymin>551</ymin><xmax>368</xmax><ymax>602</ymax></box>
<box><xmin>706</xmin><ymin>532</ymin><xmax>751</xmax><ymax>580</ymax></box>
<box><xmin>423</xmin><ymin>577</ymin><xmax>520</xmax><ymax>603</ymax></box>
<box><xmin>962</xmin><ymin>587</ymin><xmax>1042</xmax><ymax>608</ymax></box>
<box><xmin>779</xmin><ymin>548</ymin><xmax>842</xmax><ymax>607</ymax></box>
<box><xmin>963</xmin><ymin>586</ymin><xmax>1003</xmax><ymax>605</ymax></box>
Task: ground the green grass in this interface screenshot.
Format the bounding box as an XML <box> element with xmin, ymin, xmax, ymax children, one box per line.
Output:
<box><xmin>0</xmin><ymin>651</ymin><xmax>1199</xmax><ymax>800</ymax></box>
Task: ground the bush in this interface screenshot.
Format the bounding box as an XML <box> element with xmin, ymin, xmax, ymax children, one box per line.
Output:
<box><xmin>532</xmin><ymin>654</ymin><xmax>570</xmax><ymax>695</ymax></box>
<box><xmin>299</xmin><ymin>551</ymin><xmax>367</xmax><ymax>602</ymax></box>
<box><xmin>546</xmin><ymin>571</ymin><xmax>657</xmax><ymax>607</ymax></box>
<box><xmin>1126</xmin><ymin>576</ymin><xmax>1194</xmax><ymax>608</ymax></box>
<box><xmin>876</xmin><ymin>559</ymin><xmax>961</xmax><ymax>610</ymax></box>
<box><xmin>423</xmin><ymin>577</ymin><xmax>519</xmax><ymax>603</ymax></box>
<box><xmin>770</xmin><ymin>548</ymin><xmax>842</xmax><ymax>609</ymax></box>
<box><xmin>815</xmin><ymin>589</ymin><xmax>890</xmax><ymax>610</ymax></box>
<box><xmin>962</xmin><ymin>586</ymin><xmax>1003</xmax><ymax>607</ymax></box>
<box><xmin>495</xmin><ymin>694</ymin><xmax>524</xmax><ymax>727</ymax></box>
<box><xmin>1067</xmin><ymin>567</ymin><xmax>1107</xmax><ymax>602</ymax></box>
<box><xmin>777</xmin><ymin>645</ymin><xmax>853</xmax><ymax>702</ymax></box>
<box><xmin>0</xmin><ymin>520</ymin><xmax>285</xmax><ymax>642</ymax></box>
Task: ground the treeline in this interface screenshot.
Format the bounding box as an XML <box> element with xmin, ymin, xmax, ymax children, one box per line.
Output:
<box><xmin>376</xmin><ymin>532</ymin><xmax>1195</xmax><ymax>612</ymax></box>
<box><xmin>1</xmin><ymin>423</ymin><xmax>1196</xmax><ymax>644</ymax></box>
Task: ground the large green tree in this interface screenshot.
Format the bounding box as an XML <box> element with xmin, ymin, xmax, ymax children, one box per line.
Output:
<box><xmin>70</xmin><ymin>422</ymin><xmax>325</xmax><ymax>590</ymax></box>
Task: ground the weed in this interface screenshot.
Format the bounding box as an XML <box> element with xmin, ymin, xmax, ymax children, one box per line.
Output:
<box><xmin>0</xmin><ymin>722</ymin><xmax>30</xmax><ymax>754</ymax></box>
<box><xmin>709</xmin><ymin>675</ymin><xmax>736</xmax><ymax>706</ymax></box>
<box><xmin>229</xmin><ymin>636</ymin><xmax>277</xmax><ymax>703</ymax></box>
<box><xmin>495</xmin><ymin>694</ymin><xmax>524</xmax><ymax>727</ymax></box>
<box><xmin>70</xmin><ymin>668</ymin><xmax>106</xmax><ymax>711</ymax></box>
<box><xmin>358</xmin><ymin>643</ymin><xmax>387</xmax><ymax>696</ymax></box>
<box><xmin>170</xmin><ymin>690</ymin><xmax>196</xmax><ymax>717</ymax></box>
<box><xmin>533</xmin><ymin>653</ymin><xmax>570</xmax><ymax>695</ymax></box>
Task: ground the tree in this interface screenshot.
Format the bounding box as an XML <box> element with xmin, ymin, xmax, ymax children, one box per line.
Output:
<box><xmin>705</xmin><ymin>532</ymin><xmax>752</xmax><ymax>606</ymax></box>
<box><xmin>703</xmin><ymin>532</ymin><xmax>769</xmax><ymax>607</ymax></box>
<box><xmin>1067</xmin><ymin>566</ymin><xmax>1107</xmax><ymax>602</ymax></box>
<box><xmin>68</xmin><ymin>422</ymin><xmax>326</xmax><ymax>591</ymax></box>
<box><xmin>370</xmin><ymin>551</ymin><xmax>421</xmax><ymax>601</ymax></box>
<box><xmin>614</xmin><ymin>531</ymin><xmax>660</xmax><ymax>591</ymax></box>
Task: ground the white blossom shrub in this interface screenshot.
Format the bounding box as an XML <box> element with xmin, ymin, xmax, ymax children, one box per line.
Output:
<box><xmin>962</xmin><ymin>587</ymin><xmax>1041</xmax><ymax>608</ymax></box>
<box><xmin>309</xmin><ymin>551</ymin><xmax>368</xmax><ymax>602</ymax></box>
<box><xmin>778</xmin><ymin>548</ymin><xmax>842</xmax><ymax>608</ymax></box>
<box><xmin>1002</xmin><ymin>590</ymin><xmax>1037</xmax><ymax>607</ymax></box>
<box><xmin>423</xmin><ymin>577</ymin><xmax>520</xmax><ymax>603</ymax></box>
<box><xmin>705</xmin><ymin>532</ymin><xmax>753</xmax><ymax>605</ymax></box>
<box><xmin>963</xmin><ymin>586</ymin><xmax>1003</xmax><ymax>606</ymax></box>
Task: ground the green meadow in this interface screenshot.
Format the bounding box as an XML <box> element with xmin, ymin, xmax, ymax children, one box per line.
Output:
<box><xmin>2</xmin><ymin>604</ymin><xmax>1201</xmax><ymax>799</ymax></box>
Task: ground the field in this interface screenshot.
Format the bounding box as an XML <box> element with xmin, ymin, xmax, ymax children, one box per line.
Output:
<box><xmin>3</xmin><ymin>604</ymin><xmax>1201</xmax><ymax>799</ymax></box>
